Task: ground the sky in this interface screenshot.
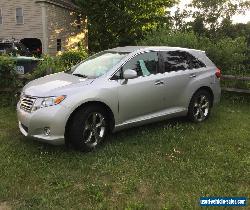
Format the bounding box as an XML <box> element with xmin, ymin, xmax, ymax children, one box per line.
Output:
<box><xmin>171</xmin><ymin>0</ymin><xmax>250</xmax><ymax>24</ymax></box>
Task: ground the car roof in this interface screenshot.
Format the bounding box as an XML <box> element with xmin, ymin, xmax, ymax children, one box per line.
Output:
<box><xmin>108</xmin><ymin>46</ymin><xmax>204</xmax><ymax>53</ymax></box>
<box><xmin>0</xmin><ymin>40</ymin><xmax>19</xmax><ymax>45</ymax></box>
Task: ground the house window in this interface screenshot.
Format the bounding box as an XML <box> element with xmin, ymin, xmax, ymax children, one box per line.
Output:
<box><xmin>16</xmin><ymin>8</ymin><xmax>24</xmax><ymax>24</ymax></box>
<box><xmin>77</xmin><ymin>15</ymin><xmax>81</xmax><ymax>29</ymax></box>
<box><xmin>57</xmin><ymin>39</ymin><xmax>62</xmax><ymax>51</ymax></box>
<box><xmin>0</xmin><ymin>9</ymin><xmax>2</xmax><ymax>25</ymax></box>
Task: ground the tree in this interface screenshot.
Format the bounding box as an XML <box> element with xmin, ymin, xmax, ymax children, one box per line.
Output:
<box><xmin>171</xmin><ymin>0</ymin><xmax>250</xmax><ymax>37</ymax></box>
<box><xmin>190</xmin><ymin>0</ymin><xmax>250</xmax><ymax>33</ymax></box>
<box><xmin>75</xmin><ymin>0</ymin><xmax>177</xmax><ymax>52</ymax></box>
<box><xmin>191</xmin><ymin>15</ymin><xmax>206</xmax><ymax>36</ymax></box>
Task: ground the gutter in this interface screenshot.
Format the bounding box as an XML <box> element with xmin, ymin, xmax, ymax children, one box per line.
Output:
<box><xmin>35</xmin><ymin>0</ymin><xmax>81</xmax><ymax>12</ymax></box>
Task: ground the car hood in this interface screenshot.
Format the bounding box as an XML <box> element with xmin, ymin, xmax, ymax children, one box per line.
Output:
<box><xmin>23</xmin><ymin>72</ymin><xmax>94</xmax><ymax>97</ymax></box>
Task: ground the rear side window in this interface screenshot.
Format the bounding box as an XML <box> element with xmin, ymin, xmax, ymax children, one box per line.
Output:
<box><xmin>123</xmin><ymin>52</ymin><xmax>159</xmax><ymax>77</ymax></box>
<box><xmin>160</xmin><ymin>50</ymin><xmax>206</xmax><ymax>72</ymax></box>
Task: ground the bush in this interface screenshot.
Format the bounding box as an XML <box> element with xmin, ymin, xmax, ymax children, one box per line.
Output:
<box><xmin>59</xmin><ymin>50</ymin><xmax>88</xmax><ymax>68</ymax></box>
<box><xmin>31</xmin><ymin>55</ymin><xmax>64</xmax><ymax>79</ymax></box>
<box><xmin>139</xmin><ymin>29</ymin><xmax>248</xmax><ymax>75</ymax></box>
<box><xmin>204</xmin><ymin>37</ymin><xmax>248</xmax><ymax>74</ymax></box>
<box><xmin>139</xmin><ymin>30</ymin><xmax>201</xmax><ymax>49</ymax></box>
<box><xmin>32</xmin><ymin>50</ymin><xmax>88</xmax><ymax>80</ymax></box>
<box><xmin>0</xmin><ymin>55</ymin><xmax>18</xmax><ymax>89</ymax></box>
<box><xmin>0</xmin><ymin>55</ymin><xmax>19</xmax><ymax>106</ymax></box>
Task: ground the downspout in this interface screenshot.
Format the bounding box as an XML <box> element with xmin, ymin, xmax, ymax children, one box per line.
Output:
<box><xmin>41</xmin><ymin>3</ymin><xmax>48</xmax><ymax>54</ymax></box>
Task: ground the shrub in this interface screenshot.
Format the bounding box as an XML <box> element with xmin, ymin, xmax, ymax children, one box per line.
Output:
<box><xmin>59</xmin><ymin>50</ymin><xmax>88</xmax><ymax>68</ymax></box>
<box><xmin>140</xmin><ymin>30</ymin><xmax>201</xmax><ymax>49</ymax></box>
<box><xmin>139</xmin><ymin>29</ymin><xmax>248</xmax><ymax>75</ymax></box>
<box><xmin>0</xmin><ymin>55</ymin><xmax>18</xmax><ymax>89</ymax></box>
<box><xmin>0</xmin><ymin>55</ymin><xmax>19</xmax><ymax>106</ymax></box>
<box><xmin>204</xmin><ymin>37</ymin><xmax>248</xmax><ymax>74</ymax></box>
<box><xmin>31</xmin><ymin>55</ymin><xmax>64</xmax><ymax>79</ymax></box>
<box><xmin>32</xmin><ymin>50</ymin><xmax>88</xmax><ymax>80</ymax></box>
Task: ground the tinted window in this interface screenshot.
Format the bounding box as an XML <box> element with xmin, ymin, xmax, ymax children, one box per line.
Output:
<box><xmin>160</xmin><ymin>51</ymin><xmax>205</xmax><ymax>72</ymax></box>
<box><xmin>123</xmin><ymin>52</ymin><xmax>159</xmax><ymax>77</ymax></box>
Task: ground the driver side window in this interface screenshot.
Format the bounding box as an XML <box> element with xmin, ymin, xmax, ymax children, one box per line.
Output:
<box><xmin>123</xmin><ymin>52</ymin><xmax>159</xmax><ymax>78</ymax></box>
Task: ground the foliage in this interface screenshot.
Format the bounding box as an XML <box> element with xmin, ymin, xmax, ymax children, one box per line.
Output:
<box><xmin>191</xmin><ymin>0</ymin><xmax>249</xmax><ymax>30</ymax></box>
<box><xmin>0</xmin><ymin>55</ymin><xmax>18</xmax><ymax>89</ymax></box>
<box><xmin>32</xmin><ymin>50</ymin><xmax>88</xmax><ymax>79</ymax></box>
<box><xmin>205</xmin><ymin>37</ymin><xmax>248</xmax><ymax>73</ymax></box>
<box><xmin>139</xmin><ymin>29</ymin><xmax>200</xmax><ymax>49</ymax></box>
<box><xmin>0</xmin><ymin>94</ymin><xmax>250</xmax><ymax>209</ymax></box>
<box><xmin>75</xmin><ymin>0</ymin><xmax>177</xmax><ymax>52</ymax></box>
<box><xmin>217</xmin><ymin>21</ymin><xmax>250</xmax><ymax>68</ymax></box>
<box><xmin>172</xmin><ymin>0</ymin><xmax>250</xmax><ymax>37</ymax></box>
<box><xmin>31</xmin><ymin>55</ymin><xmax>64</xmax><ymax>79</ymax></box>
<box><xmin>139</xmin><ymin>29</ymin><xmax>248</xmax><ymax>75</ymax></box>
<box><xmin>59</xmin><ymin>50</ymin><xmax>88</xmax><ymax>69</ymax></box>
<box><xmin>0</xmin><ymin>56</ymin><xmax>21</xmax><ymax>106</ymax></box>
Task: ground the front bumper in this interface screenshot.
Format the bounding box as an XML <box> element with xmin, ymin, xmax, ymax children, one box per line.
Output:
<box><xmin>17</xmin><ymin>102</ymin><xmax>70</xmax><ymax>145</ymax></box>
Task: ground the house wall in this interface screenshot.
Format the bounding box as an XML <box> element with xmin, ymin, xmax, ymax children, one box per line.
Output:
<box><xmin>0</xmin><ymin>0</ymin><xmax>88</xmax><ymax>56</ymax></box>
<box><xmin>0</xmin><ymin>0</ymin><xmax>43</xmax><ymax>43</ymax></box>
<box><xmin>46</xmin><ymin>3</ymin><xmax>87</xmax><ymax>55</ymax></box>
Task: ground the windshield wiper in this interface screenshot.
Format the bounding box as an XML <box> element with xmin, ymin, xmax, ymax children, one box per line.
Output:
<box><xmin>72</xmin><ymin>73</ymin><xmax>88</xmax><ymax>78</ymax></box>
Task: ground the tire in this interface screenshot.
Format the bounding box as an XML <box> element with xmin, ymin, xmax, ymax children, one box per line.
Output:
<box><xmin>188</xmin><ymin>90</ymin><xmax>212</xmax><ymax>123</ymax></box>
<box><xmin>67</xmin><ymin>105</ymin><xmax>109</xmax><ymax>152</ymax></box>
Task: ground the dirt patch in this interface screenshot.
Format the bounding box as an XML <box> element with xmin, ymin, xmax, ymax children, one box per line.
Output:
<box><xmin>0</xmin><ymin>202</ymin><xmax>11</xmax><ymax>210</ymax></box>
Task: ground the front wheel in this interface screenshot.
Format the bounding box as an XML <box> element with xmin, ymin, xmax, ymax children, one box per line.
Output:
<box><xmin>188</xmin><ymin>90</ymin><xmax>212</xmax><ymax>123</ymax></box>
<box><xmin>67</xmin><ymin>105</ymin><xmax>109</xmax><ymax>152</ymax></box>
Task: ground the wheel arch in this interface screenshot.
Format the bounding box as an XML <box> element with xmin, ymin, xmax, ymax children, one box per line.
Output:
<box><xmin>190</xmin><ymin>86</ymin><xmax>214</xmax><ymax>107</ymax></box>
<box><xmin>65</xmin><ymin>101</ymin><xmax>115</xmax><ymax>141</ymax></box>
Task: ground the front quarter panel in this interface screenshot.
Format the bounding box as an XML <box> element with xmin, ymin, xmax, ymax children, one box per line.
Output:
<box><xmin>62</xmin><ymin>78</ymin><xmax>119</xmax><ymax>126</ymax></box>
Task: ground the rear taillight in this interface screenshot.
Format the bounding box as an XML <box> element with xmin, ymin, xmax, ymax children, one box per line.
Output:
<box><xmin>215</xmin><ymin>68</ymin><xmax>221</xmax><ymax>78</ymax></box>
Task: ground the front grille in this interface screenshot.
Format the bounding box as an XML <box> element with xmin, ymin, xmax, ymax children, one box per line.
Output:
<box><xmin>20</xmin><ymin>95</ymin><xmax>37</xmax><ymax>112</ymax></box>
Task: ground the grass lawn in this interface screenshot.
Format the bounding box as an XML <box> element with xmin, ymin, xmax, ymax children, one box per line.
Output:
<box><xmin>0</xmin><ymin>93</ymin><xmax>249</xmax><ymax>210</ymax></box>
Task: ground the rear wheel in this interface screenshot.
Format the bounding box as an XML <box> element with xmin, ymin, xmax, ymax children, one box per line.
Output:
<box><xmin>68</xmin><ymin>105</ymin><xmax>109</xmax><ymax>151</ymax></box>
<box><xmin>188</xmin><ymin>90</ymin><xmax>212</xmax><ymax>123</ymax></box>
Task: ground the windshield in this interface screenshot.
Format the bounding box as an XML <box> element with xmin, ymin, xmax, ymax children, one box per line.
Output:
<box><xmin>70</xmin><ymin>51</ymin><xmax>128</xmax><ymax>78</ymax></box>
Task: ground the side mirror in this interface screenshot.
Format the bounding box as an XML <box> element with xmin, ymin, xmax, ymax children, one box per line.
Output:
<box><xmin>123</xmin><ymin>69</ymin><xmax>137</xmax><ymax>80</ymax></box>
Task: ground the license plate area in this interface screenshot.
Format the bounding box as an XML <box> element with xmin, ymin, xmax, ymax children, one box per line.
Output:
<box><xmin>16</xmin><ymin>66</ymin><xmax>25</xmax><ymax>74</ymax></box>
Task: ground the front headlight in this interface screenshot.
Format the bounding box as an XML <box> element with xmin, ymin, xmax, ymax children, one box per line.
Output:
<box><xmin>32</xmin><ymin>95</ymin><xmax>66</xmax><ymax>111</ymax></box>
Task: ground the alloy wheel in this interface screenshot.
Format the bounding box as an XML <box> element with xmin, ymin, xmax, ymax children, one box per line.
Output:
<box><xmin>83</xmin><ymin>112</ymin><xmax>106</xmax><ymax>147</ymax></box>
<box><xmin>193</xmin><ymin>95</ymin><xmax>210</xmax><ymax>122</ymax></box>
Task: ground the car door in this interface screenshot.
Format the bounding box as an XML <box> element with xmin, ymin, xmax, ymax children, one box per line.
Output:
<box><xmin>117</xmin><ymin>51</ymin><xmax>166</xmax><ymax>123</ymax></box>
<box><xmin>159</xmin><ymin>50</ymin><xmax>207</xmax><ymax>109</ymax></box>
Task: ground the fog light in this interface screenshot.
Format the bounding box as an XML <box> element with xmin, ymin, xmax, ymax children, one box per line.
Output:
<box><xmin>44</xmin><ymin>127</ymin><xmax>51</xmax><ymax>136</ymax></box>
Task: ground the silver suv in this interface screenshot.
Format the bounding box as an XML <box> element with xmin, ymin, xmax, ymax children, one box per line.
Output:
<box><xmin>17</xmin><ymin>46</ymin><xmax>221</xmax><ymax>151</ymax></box>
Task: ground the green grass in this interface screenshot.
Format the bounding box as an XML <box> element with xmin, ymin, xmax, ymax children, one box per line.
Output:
<box><xmin>0</xmin><ymin>93</ymin><xmax>249</xmax><ymax>210</ymax></box>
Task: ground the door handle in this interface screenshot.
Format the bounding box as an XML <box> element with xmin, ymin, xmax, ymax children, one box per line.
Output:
<box><xmin>189</xmin><ymin>74</ymin><xmax>197</xmax><ymax>78</ymax></box>
<box><xmin>155</xmin><ymin>80</ymin><xmax>164</xmax><ymax>85</ymax></box>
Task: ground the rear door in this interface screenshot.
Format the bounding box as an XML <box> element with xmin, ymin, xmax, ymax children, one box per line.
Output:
<box><xmin>159</xmin><ymin>50</ymin><xmax>207</xmax><ymax>109</ymax></box>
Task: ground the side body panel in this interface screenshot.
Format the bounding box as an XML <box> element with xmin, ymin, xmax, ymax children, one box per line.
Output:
<box><xmin>117</xmin><ymin>73</ymin><xmax>166</xmax><ymax>123</ymax></box>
